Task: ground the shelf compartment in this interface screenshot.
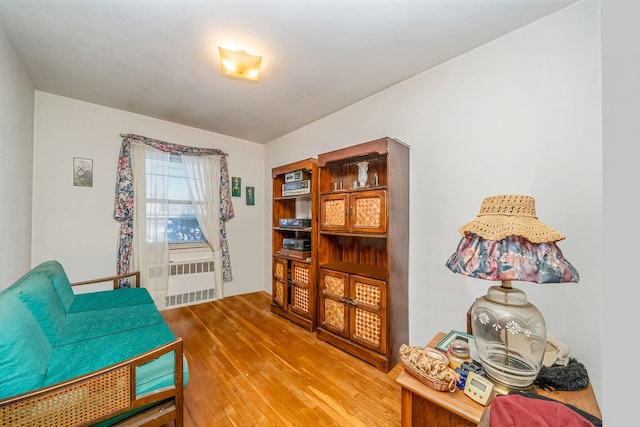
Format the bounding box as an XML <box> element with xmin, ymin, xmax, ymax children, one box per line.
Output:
<box><xmin>318</xmin><ymin>234</ymin><xmax>388</xmax><ymax>275</ymax></box>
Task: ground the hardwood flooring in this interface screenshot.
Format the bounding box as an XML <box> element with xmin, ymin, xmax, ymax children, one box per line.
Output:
<box><xmin>161</xmin><ymin>291</ymin><xmax>402</xmax><ymax>427</ymax></box>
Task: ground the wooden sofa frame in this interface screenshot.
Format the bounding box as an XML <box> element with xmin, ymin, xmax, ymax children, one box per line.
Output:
<box><xmin>0</xmin><ymin>272</ymin><xmax>184</xmax><ymax>427</ymax></box>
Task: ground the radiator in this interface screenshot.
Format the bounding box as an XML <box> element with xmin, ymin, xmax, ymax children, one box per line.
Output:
<box><xmin>166</xmin><ymin>259</ymin><xmax>216</xmax><ymax>308</ymax></box>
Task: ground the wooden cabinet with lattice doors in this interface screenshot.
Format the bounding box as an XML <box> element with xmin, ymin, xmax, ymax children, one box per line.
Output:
<box><xmin>319</xmin><ymin>189</ymin><xmax>387</xmax><ymax>234</ymax></box>
<box><xmin>270</xmin><ymin>158</ymin><xmax>318</xmax><ymax>331</ymax></box>
<box><xmin>319</xmin><ymin>269</ymin><xmax>387</xmax><ymax>354</ymax></box>
<box><xmin>316</xmin><ymin>137</ymin><xmax>409</xmax><ymax>372</ymax></box>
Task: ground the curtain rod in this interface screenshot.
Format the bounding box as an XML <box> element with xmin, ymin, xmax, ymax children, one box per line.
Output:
<box><xmin>119</xmin><ymin>133</ymin><xmax>229</xmax><ymax>156</ymax></box>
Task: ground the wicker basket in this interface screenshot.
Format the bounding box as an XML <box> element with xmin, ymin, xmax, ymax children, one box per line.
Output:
<box><xmin>400</xmin><ymin>347</ymin><xmax>458</xmax><ymax>392</ymax></box>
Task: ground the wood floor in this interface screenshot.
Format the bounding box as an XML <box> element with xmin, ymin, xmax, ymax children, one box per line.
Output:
<box><xmin>161</xmin><ymin>291</ymin><xmax>403</xmax><ymax>427</ymax></box>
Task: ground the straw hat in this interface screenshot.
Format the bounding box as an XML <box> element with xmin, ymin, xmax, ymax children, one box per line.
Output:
<box><xmin>458</xmin><ymin>194</ymin><xmax>565</xmax><ymax>243</ymax></box>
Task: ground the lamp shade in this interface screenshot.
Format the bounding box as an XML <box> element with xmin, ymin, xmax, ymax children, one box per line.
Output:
<box><xmin>446</xmin><ymin>194</ymin><xmax>579</xmax><ymax>389</ymax></box>
<box><xmin>446</xmin><ymin>233</ymin><xmax>579</xmax><ymax>284</ymax></box>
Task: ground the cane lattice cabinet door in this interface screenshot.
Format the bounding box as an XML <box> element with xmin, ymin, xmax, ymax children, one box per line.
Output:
<box><xmin>349</xmin><ymin>274</ymin><xmax>387</xmax><ymax>352</ymax></box>
<box><xmin>271</xmin><ymin>158</ymin><xmax>318</xmax><ymax>331</ymax></box>
<box><xmin>290</xmin><ymin>261</ymin><xmax>313</xmax><ymax>318</ymax></box>
<box><xmin>319</xmin><ymin>269</ymin><xmax>387</xmax><ymax>353</ymax></box>
<box><xmin>316</xmin><ymin>137</ymin><xmax>409</xmax><ymax>372</ymax></box>
<box><xmin>272</xmin><ymin>257</ymin><xmax>287</xmax><ymax>309</ymax></box>
<box><xmin>318</xmin><ymin>269</ymin><xmax>349</xmax><ymax>337</ymax></box>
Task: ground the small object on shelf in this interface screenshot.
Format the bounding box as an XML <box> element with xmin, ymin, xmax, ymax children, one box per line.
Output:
<box><xmin>447</xmin><ymin>338</ymin><xmax>472</xmax><ymax>369</ymax></box>
<box><xmin>357</xmin><ymin>161</ymin><xmax>369</xmax><ymax>187</ymax></box>
<box><xmin>282</xmin><ymin>180</ymin><xmax>311</xmax><ymax>196</ymax></box>
<box><xmin>454</xmin><ymin>360</ymin><xmax>485</xmax><ymax>390</ymax></box>
<box><xmin>284</xmin><ymin>170</ymin><xmax>309</xmax><ymax>183</ymax></box>
<box><xmin>399</xmin><ymin>344</ymin><xmax>460</xmax><ymax>392</ymax></box>
<box><xmin>534</xmin><ymin>357</ymin><xmax>590</xmax><ymax>391</ymax></box>
<box><xmin>463</xmin><ymin>371</ymin><xmax>495</xmax><ymax>406</ymax></box>
<box><xmin>279</xmin><ymin>249</ymin><xmax>311</xmax><ymax>259</ymax></box>
<box><xmin>435</xmin><ymin>330</ymin><xmax>474</xmax><ymax>353</ymax></box>
<box><xmin>374</xmin><ymin>172</ymin><xmax>379</xmax><ymax>186</ymax></box>
<box><xmin>282</xmin><ymin>238</ymin><xmax>311</xmax><ymax>251</ymax></box>
<box><xmin>278</xmin><ymin>218</ymin><xmax>312</xmax><ymax>228</ymax></box>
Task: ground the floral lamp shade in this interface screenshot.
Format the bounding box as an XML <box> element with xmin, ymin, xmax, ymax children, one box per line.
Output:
<box><xmin>445</xmin><ymin>194</ymin><xmax>579</xmax><ymax>389</ymax></box>
<box><xmin>446</xmin><ymin>234</ymin><xmax>579</xmax><ymax>284</ymax></box>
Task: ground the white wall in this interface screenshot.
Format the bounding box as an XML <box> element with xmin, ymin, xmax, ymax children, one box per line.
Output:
<box><xmin>601</xmin><ymin>0</ymin><xmax>637</xmax><ymax>423</ymax></box>
<box><xmin>0</xmin><ymin>26</ymin><xmax>34</xmax><ymax>288</ymax></box>
<box><xmin>32</xmin><ymin>92</ymin><xmax>265</xmax><ymax>297</ymax></box>
<box><xmin>266</xmin><ymin>0</ymin><xmax>602</xmax><ymax>404</ymax></box>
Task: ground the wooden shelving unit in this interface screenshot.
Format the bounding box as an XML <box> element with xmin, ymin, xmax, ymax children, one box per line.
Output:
<box><xmin>271</xmin><ymin>158</ymin><xmax>318</xmax><ymax>331</ymax></box>
<box><xmin>315</xmin><ymin>137</ymin><xmax>410</xmax><ymax>372</ymax></box>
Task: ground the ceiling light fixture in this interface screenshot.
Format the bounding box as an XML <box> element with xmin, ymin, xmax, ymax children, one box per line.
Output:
<box><xmin>218</xmin><ymin>46</ymin><xmax>262</xmax><ymax>82</ymax></box>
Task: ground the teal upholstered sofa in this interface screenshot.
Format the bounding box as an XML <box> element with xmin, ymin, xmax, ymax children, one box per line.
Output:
<box><xmin>0</xmin><ymin>261</ymin><xmax>187</xmax><ymax>426</ymax></box>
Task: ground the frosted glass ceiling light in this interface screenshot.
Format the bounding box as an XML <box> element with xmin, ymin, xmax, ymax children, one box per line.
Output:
<box><xmin>218</xmin><ymin>47</ymin><xmax>262</xmax><ymax>82</ymax></box>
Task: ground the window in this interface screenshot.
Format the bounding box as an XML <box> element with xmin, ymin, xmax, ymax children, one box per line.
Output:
<box><xmin>147</xmin><ymin>154</ymin><xmax>207</xmax><ymax>245</ymax></box>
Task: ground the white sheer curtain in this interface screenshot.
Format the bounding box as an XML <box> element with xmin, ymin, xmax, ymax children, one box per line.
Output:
<box><xmin>182</xmin><ymin>155</ymin><xmax>224</xmax><ymax>299</ymax></box>
<box><xmin>131</xmin><ymin>143</ymin><xmax>170</xmax><ymax>309</ymax></box>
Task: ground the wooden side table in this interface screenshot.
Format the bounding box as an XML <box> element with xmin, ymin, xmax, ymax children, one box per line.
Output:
<box><xmin>396</xmin><ymin>332</ymin><xmax>602</xmax><ymax>427</ymax></box>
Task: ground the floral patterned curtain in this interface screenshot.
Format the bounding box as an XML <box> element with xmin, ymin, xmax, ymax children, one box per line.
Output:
<box><xmin>114</xmin><ymin>133</ymin><xmax>234</xmax><ymax>286</ymax></box>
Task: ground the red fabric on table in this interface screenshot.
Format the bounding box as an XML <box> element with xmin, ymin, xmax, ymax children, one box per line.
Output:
<box><xmin>489</xmin><ymin>394</ymin><xmax>593</xmax><ymax>426</ymax></box>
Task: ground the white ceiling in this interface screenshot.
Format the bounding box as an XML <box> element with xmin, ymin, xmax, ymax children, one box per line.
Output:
<box><xmin>0</xmin><ymin>0</ymin><xmax>579</xmax><ymax>144</ymax></box>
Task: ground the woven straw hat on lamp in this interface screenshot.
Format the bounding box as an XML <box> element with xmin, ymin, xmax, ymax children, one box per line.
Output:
<box><xmin>458</xmin><ymin>194</ymin><xmax>565</xmax><ymax>243</ymax></box>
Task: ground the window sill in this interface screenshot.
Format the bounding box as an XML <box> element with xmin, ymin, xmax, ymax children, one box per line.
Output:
<box><xmin>169</xmin><ymin>242</ymin><xmax>211</xmax><ymax>253</ymax></box>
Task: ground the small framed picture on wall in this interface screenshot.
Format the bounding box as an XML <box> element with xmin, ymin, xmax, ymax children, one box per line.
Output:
<box><xmin>246</xmin><ymin>186</ymin><xmax>255</xmax><ymax>205</ymax></box>
<box><xmin>232</xmin><ymin>177</ymin><xmax>241</xmax><ymax>197</ymax></box>
<box><xmin>73</xmin><ymin>157</ymin><xmax>93</xmax><ymax>187</ymax></box>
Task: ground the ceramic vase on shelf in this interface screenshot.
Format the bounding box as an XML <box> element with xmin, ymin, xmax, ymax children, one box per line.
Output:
<box><xmin>357</xmin><ymin>161</ymin><xmax>369</xmax><ymax>188</ymax></box>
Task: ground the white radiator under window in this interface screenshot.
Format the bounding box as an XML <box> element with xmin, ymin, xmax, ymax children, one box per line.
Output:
<box><xmin>166</xmin><ymin>259</ymin><xmax>216</xmax><ymax>308</ymax></box>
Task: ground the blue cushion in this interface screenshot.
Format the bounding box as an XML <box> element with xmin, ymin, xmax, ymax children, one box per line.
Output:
<box><xmin>29</xmin><ymin>260</ymin><xmax>75</xmax><ymax>312</ymax></box>
<box><xmin>57</xmin><ymin>302</ymin><xmax>165</xmax><ymax>346</ymax></box>
<box><xmin>0</xmin><ymin>294</ymin><xmax>52</xmax><ymax>400</ymax></box>
<box><xmin>68</xmin><ymin>287</ymin><xmax>153</xmax><ymax>313</ymax></box>
<box><xmin>16</xmin><ymin>273</ymin><xmax>67</xmax><ymax>344</ymax></box>
<box><xmin>46</xmin><ymin>323</ymin><xmax>177</xmax><ymax>387</ymax></box>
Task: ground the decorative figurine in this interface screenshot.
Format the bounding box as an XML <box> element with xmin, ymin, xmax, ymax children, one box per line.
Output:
<box><xmin>357</xmin><ymin>161</ymin><xmax>369</xmax><ymax>188</ymax></box>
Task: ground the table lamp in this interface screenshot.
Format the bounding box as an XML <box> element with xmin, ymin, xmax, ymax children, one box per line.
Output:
<box><xmin>445</xmin><ymin>194</ymin><xmax>579</xmax><ymax>390</ymax></box>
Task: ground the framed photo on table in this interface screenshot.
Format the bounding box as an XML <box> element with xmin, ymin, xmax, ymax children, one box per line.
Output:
<box><xmin>436</xmin><ymin>330</ymin><xmax>474</xmax><ymax>353</ymax></box>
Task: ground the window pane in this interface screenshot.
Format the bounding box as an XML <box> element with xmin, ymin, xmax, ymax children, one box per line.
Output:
<box><xmin>168</xmin><ymin>214</ymin><xmax>206</xmax><ymax>243</ymax></box>
<box><xmin>168</xmin><ymin>155</ymin><xmax>191</xmax><ymax>203</ymax></box>
<box><xmin>147</xmin><ymin>154</ymin><xmax>207</xmax><ymax>244</ymax></box>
